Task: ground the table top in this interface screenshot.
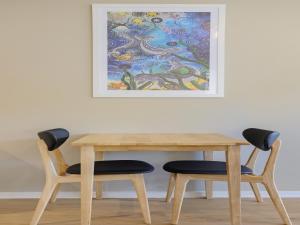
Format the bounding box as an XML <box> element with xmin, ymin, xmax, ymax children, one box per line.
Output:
<box><xmin>72</xmin><ymin>133</ymin><xmax>248</xmax><ymax>147</ymax></box>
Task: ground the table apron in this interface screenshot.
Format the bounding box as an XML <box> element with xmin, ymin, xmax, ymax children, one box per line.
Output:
<box><xmin>89</xmin><ymin>145</ymin><xmax>240</xmax><ymax>152</ymax></box>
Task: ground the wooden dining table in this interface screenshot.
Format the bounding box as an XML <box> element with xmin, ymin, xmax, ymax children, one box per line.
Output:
<box><xmin>72</xmin><ymin>133</ymin><xmax>248</xmax><ymax>225</ymax></box>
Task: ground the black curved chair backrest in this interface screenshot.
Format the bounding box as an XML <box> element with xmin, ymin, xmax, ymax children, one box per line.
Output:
<box><xmin>38</xmin><ymin>128</ymin><xmax>69</xmax><ymax>151</ymax></box>
<box><xmin>242</xmin><ymin>128</ymin><xmax>280</xmax><ymax>151</ymax></box>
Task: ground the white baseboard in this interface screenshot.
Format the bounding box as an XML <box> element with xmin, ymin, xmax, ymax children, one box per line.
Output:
<box><xmin>0</xmin><ymin>191</ymin><xmax>300</xmax><ymax>199</ymax></box>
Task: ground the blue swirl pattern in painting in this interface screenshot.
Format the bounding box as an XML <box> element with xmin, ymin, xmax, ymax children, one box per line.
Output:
<box><xmin>107</xmin><ymin>12</ymin><xmax>210</xmax><ymax>91</ymax></box>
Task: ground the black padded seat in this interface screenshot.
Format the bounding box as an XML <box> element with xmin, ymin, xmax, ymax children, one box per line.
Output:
<box><xmin>67</xmin><ymin>160</ymin><xmax>154</xmax><ymax>175</ymax></box>
<box><xmin>163</xmin><ymin>160</ymin><xmax>253</xmax><ymax>175</ymax></box>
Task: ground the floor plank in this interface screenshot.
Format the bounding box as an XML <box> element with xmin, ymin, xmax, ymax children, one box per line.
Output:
<box><xmin>0</xmin><ymin>198</ymin><xmax>299</xmax><ymax>225</ymax></box>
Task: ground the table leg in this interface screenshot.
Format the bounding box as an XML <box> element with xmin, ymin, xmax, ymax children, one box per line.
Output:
<box><xmin>203</xmin><ymin>151</ymin><xmax>213</xmax><ymax>199</ymax></box>
<box><xmin>226</xmin><ymin>146</ymin><xmax>241</xmax><ymax>225</ymax></box>
<box><xmin>95</xmin><ymin>151</ymin><xmax>104</xmax><ymax>199</ymax></box>
<box><xmin>81</xmin><ymin>146</ymin><xmax>95</xmax><ymax>225</ymax></box>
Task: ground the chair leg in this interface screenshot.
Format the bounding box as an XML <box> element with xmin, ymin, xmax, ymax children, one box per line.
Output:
<box><xmin>132</xmin><ymin>174</ymin><xmax>151</xmax><ymax>224</ymax></box>
<box><xmin>171</xmin><ymin>174</ymin><xmax>189</xmax><ymax>225</ymax></box>
<box><xmin>205</xmin><ymin>180</ymin><xmax>213</xmax><ymax>200</ymax></box>
<box><xmin>95</xmin><ymin>181</ymin><xmax>103</xmax><ymax>199</ymax></box>
<box><xmin>203</xmin><ymin>151</ymin><xmax>213</xmax><ymax>199</ymax></box>
<box><xmin>30</xmin><ymin>181</ymin><xmax>57</xmax><ymax>225</ymax></box>
<box><xmin>95</xmin><ymin>151</ymin><xmax>104</xmax><ymax>200</ymax></box>
<box><xmin>165</xmin><ymin>173</ymin><xmax>176</xmax><ymax>202</ymax></box>
<box><xmin>249</xmin><ymin>182</ymin><xmax>263</xmax><ymax>202</ymax></box>
<box><xmin>50</xmin><ymin>184</ymin><xmax>61</xmax><ymax>203</ymax></box>
<box><xmin>264</xmin><ymin>179</ymin><xmax>292</xmax><ymax>225</ymax></box>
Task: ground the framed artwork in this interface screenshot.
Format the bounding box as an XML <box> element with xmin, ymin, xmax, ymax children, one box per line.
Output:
<box><xmin>92</xmin><ymin>4</ymin><xmax>225</xmax><ymax>97</ymax></box>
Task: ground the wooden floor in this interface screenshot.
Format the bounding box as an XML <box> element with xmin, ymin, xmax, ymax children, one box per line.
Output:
<box><xmin>0</xmin><ymin>198</ymin><xmax>299</xmax><ymax>225</ymax></box>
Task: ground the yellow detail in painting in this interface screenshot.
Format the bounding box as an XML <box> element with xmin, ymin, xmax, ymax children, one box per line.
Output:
<box><xmin>197</xmin><ymin>78</ymin><xmax>207</xmax><ymax>84</ymax></box>
<box><xmin>108</xmin><ymin>81</ymin><xmax>128</xmax><ymax>90</ymax></box>
<box><xmin>116</xmin><ymin>12</ymin><xmax>129</xmax><ymax>16</ymax></box>
<box><xmin>146</xmin><ymin>12</ymin><xmax>158</xmax><ymax>17</ymax></box>
<box><xmin>132</xmin><ymin>17</ymin><xmax>143</xmax><ymax>25</ymax></box>
<box><xmin>112</xmin><ymin>53</ymin><xmax>132</xmax><ymax>61</ymax></box>
<box><xmin>185</xmin><ymin>83</ymin><xmax>198</xmax><ymax>90</ymax></box>
<box><xmin>185</xmin><ymin>78</ymin><xmax>208</xmax><ymax>90</ymax></box>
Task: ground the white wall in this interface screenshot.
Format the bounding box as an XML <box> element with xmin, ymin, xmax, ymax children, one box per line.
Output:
<box><xmin>0</xmin><ymin>0</ymin><xmax>300</xmax><ymax>195</ymax></box>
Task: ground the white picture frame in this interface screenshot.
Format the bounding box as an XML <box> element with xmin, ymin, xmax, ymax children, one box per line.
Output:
<box><xmin>92</xmin><ymin>4</ymin><xmax>225</xmax><ymax>97</ymax></box>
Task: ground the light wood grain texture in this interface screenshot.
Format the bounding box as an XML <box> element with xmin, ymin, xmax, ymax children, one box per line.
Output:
<box><xmin>249</xmin><ymin>182</ymin><xmax>263</xmax><ymax>203</ymax></box>
<box><xmin>165</xmin><ymin>173</ymin><xmax>175</xmax><ymax>203</ymax></box>
<box><xmin>2</xmin><ymin>199</ymin><xmax>298</xmax><ymax>225</ymax></box>
<box><xmin>204</xmin><ymin>151</ymin><xmax>213</xmax><ymax>199</ymax></box>
<box><xmin>30</xmin><ymin>140</ymin><xmax>58</xmax><ymax>225</ymax></box>
<box><xmin>166</xmin><ymin>146</ymin><xmax>243</xmax><ymax>225</ymax></box>
<box><xmin>95</xmin><ymin>151</ymin><xmax>104</xmax><ymax>200</ymax></box>
<box><xmin>50</xmin><ymin>149</ymin><xmax>69</xmax><ymax>203</ymax></box>
<box><xmin>226</xmin><ymin>145</ymin><xmax>241</xmax><ymax>225</ymax></box>
<box><xmin>72</xmin><ymin>133</ymin><xmax>248</xmax><ymax>148</ymax></box>
<box><xmin>80</xmin><ymin>146</ymin><xmax>95</xmax><ymax>225</ymax></box>
<box><xmin>245</xmin><ymin>147</ymin><xmax>260</xmax><ymax>169</ymax></box>
<box><xmin>37</xmin><ymin>140</ymin><xmax>57</xmax><ymax>178</ymax></box>
<box><xmin>165</xmin><ymin>140</ymin><xmax>292</xmax><ymax>225</ymax></box>
<box><xmin>93</xmin><ymin>145</ymin><xmax>228</xmax><ymax>152</ymax></box>
<box><xmin>29</xmin><ymin>181</ymin><xmax>57</xmax><ymax>225</ymax></box>
<box><xmin>72</xmin><ymin>133</ymin><xmax>248</xmax><ymax>225</ymax></box>
<box><xmin>132</xmin><ymin>174</ymin><xmax>151</xmax><ymax>224</ymax></box>
<box><xmin>245</xmin><ymin>147</ymin><xmax>262</xmax><ymax>202</ymax></box>
<box><xmin>262</xmin><ymin>140</ymin><xmax>292</xmax><ymax>225</ymax></box>
<box><xmin>52</xmin><ymin>149</ymin><xmax>69</xmax><ymax>175</ymax></box>
<box><xmin>50</xmin><ymin>184</ymin><xmax>61</xmax><ymax>204</ymax></box>
<box><xmin>171</xmin><ymin>174</ymin><xmax>189</xmax><ymax>225</ymax></box>
<box><xmin>31</xmin><ymin>140</ymin><xmax>152</xmax><ymax>225</ymax></box>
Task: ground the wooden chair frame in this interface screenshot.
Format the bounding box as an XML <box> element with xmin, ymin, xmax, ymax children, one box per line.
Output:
<box><xmin>166</xmin><ymin>140</ymin><xmax>292</xmax><ymax>225</ymax></box>
<box><xmin>30</xmin><ymin>139</ymin><xmax>151</xmax><ymax>225</ymax></box>
<box><xmin>165</xmin><ymin>151</ymin><xmax>218</xmax><ymax>202</ymax></box>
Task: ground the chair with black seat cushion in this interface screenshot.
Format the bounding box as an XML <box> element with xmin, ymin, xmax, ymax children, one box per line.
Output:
<box><xmin>163</xmin><ymin>128</ymin><xmax>292</xmax><ymax>225</ymax></box>
<box><xmin>30</xmin><ymin>128</ymin><xmax>154</xmax><ymax>225</ymax></box>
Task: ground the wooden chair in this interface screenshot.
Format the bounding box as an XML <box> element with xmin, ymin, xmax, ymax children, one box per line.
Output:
<box><xmin>30</xmin><ymin>128</ymin><xmax>154</xmax><ymax>225</ymax></box>
<box><xmin>163</xmin><ymin>128</ymin><xmax>292</xmax><ymax>225</ymax></box>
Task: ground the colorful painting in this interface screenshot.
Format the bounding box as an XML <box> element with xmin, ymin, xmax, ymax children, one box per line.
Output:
<box><xmin>93</xmin><ymin>5</ymin><xmax>225</xmax><ymax>97</ymax></box>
